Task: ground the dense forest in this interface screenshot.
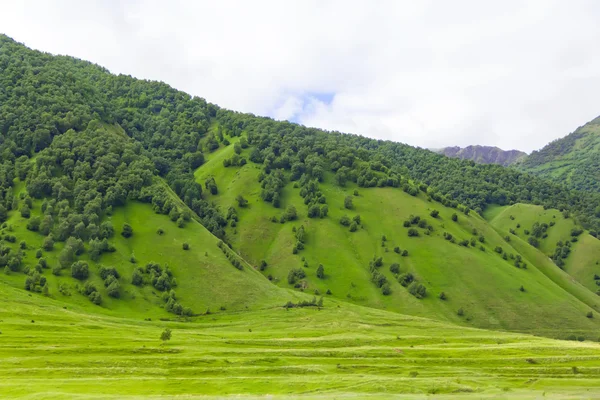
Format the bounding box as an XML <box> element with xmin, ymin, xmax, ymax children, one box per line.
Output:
<box><xmin>2</xmin><ymin>32</ymin><xmax>600</xmax><ymax>247</ymax></box>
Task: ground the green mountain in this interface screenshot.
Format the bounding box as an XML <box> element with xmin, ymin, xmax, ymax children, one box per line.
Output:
<box><xmin>1</xmin><ymin>33</ymin><xmax>600</xmax><ymax>336</ymax></box>
<box><xmin>4</xmin><ymin>32</ymin><xmax>600</xmax><ymax>398</ymax></box>
<box><xmin>438</xmin><ymin>145</ymin><xmax>527</xmax><ymax>166</ymax></box>
<box><xmin>518</xmin><ymin>116</ymin><xmax>600</xmax><ymax>192</ymax></box>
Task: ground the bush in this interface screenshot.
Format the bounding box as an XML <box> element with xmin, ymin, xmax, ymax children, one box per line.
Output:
<box><xmin>389</xmin><ymin>263</ymin><xmax>400</xmax><ymax>274</ymax></box>
<box><xmin>394</xmin><ymin>246</ymin><xmax>400</xmax><ymax>254</ymax></box>
<box><xmin>287</xmin><ymin>268</ymin><xmax>306</xmax><ymax>285</ymax></box>
<box><xmin>71</xmin><ymin>261</ymin><xmax>89</xmax><ymax>280</ymax></box>
<box><xmin>408</xmin><ymin>282</ymin><xmax>426</xmax><ymax>299</ymax></box>
<box><xmin>344</xmin><ymin>196</ymin><xmax>353</xmax><ymax>209</ymax></box>
<box><xmin>182</xmin><ymin>242</ymin><xmax>190</xmax><ymax>250</ymax></box>
<box><xmin>587</xmin><ymin>311</ymin><xmax>594</xmax><ymax>319</ymax></box>
<box><xmin>439</xmin><ymin>292</ymin><xmax>447</xmax><ymax>300</ymax></box>
<box><xmin>340</xmin><ymin>215</ymin><xmax>351</xmax><ymax>226</ymax></box>
<box><xmin>316</xmin><ymin>264</ymin><xmax>325</xmax><ymax>279</ymax></box>
<box><xmin>121</xmin><ymin>223</ymin><xmax>133</xmax><ymax>238</ymax></box>
<box><xmin>349</xmin><ymin>221</ymin><xmax>358</xmax><ymax>232</ymax></box>
<box><xmin>430</xmin><ymin>210</ymin><xmax>439</xmax><ymax>218</ymax></box>
<box><xmin>161</xmin><ymin>328</ymin><xmax>172</xmax><ymax>341</ymax></box>
<box><xmin>457</xmin><ymin>308</ymin><xmax>464</xmax><ymax>316</ymax></box>
<box><xmin>381</xmin><ymin>283</ymin><xmax>391</xmax><ymax>295</ymax></box>
<box><xmin>407</xmin><ymin>228</ymin><xmax>419</xmax><ymax>237</ymax></box>
<box><xmin>451</xmin><ymin>213</ymin><xmax>458</xmax><ymax>222</ymax></box>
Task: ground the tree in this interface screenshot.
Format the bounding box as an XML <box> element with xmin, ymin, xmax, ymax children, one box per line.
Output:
<box><xmin>340</xmin><ymin>215</ymin><xmax>351</xmax><ymax>226</ymax></box>
<box><xmin>344</xmin><ymin>196</ymin><xmax>353</xmax><ymax>209</ymax></box>
<box><xmin>316</xmin><ymin>264</ymin><xmax>325</xmax><ymax>279</ymax></box>
<box><xmin>121</xmin><ymin>223</ymin><xmax>133</xmax><ymax>238</ymax></box>
<box><xmin>407</xmin><ymin>228</ymin><xmax>419</xmax><ymax>237</ymax></box>
<box><xmin>439</xmin><ymin>292</ymin><xmax>447</xmax><ymax>300</ymax></box>
<box><xmin>71</xmin><ymin>261</ymin><xmax>89</xmax><ymax>280</ymax></box>
<box><xmin>349</xmin><ymin>221</ymin><xmax>358</xmax><ymax>232</ymax></box>
<box><xmin>389</xmin><ymin>263</ymin><xmax>400</xmax><ymax>274</ymax></box>
<box><xmin>236</xmin><ymin>195</ymin><xmax>248</xmax><ymax>208</ymax></box>
<box><xmin>107</xmin><ymin>279</ymin><xmax>120</xmax><ymax>298</ymax></box>
<box><xmin>430</xmin><ymin>210</ymin><xmax>439</xmax><ymax>218</ymax></box>
<box><xmin>451</xmin><ymin>213</ymin><xmax>458</xmax><ymax>222</ymax></box>
<box><xmin>182</xmin><ymin>242</ymin><xmax>190</xmax><ymax>250</ymax></box>
<box><xmin>161</xmin><ymin>328</ymin><xmax>172</xmax><ymax>341</ymax></box>
<box><xmin>284</xmin><ymin>205</ymin><xmax>297</xmax><ymax>221</ymax></box>
<box><xmin>20</xmin><ymin>205</ymin><xmax>31</xmax><ymax>219</ymax></box>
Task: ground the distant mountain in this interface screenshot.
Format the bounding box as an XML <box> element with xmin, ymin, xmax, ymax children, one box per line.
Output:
<box><xmin>518</xmin><ymin>116</ymin><xmax>600</xmax><ymax>193</ymax></box>
<box><xmin>438</xmin><ymin>145</ymin><xmax>527</xmax><ymax>166</ymax></box>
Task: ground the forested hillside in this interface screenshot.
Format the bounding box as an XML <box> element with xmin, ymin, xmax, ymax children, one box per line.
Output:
<box><xmin>438</xmin><ymin>145</ymin><xmax>526</xmax><ymax>166</ymax></box>
<box><xmin>518</xmin><ymin>116</ymin><xmax>600</xmax><ymax>193</ymax></box>
<box><xmin>2</xmin><ymin>34</ymin><xmax>600</xmax><ymax>337</ymax></box>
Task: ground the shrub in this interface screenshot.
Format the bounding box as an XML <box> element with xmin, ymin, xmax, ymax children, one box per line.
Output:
<box><xmin>439</xmin><ymin>292</ymin><xmax>447</xmax><ymax>300</ymax></box>
<box><xmin>430</xmin><ymin>210</ymin><xmax>439</xmax><ymax>218</ymax></box>
<box><xmin>340</xmin><ymin>215</ymin><xmax>351</xmax><ymax>226</ymax></box>
<box><xmin>161</xmin><ymin>328</ymin><xmax>172</xmax><ymax>341</ymax></box>
<box><xmin>408</xmin><ymin>282</ymin><xmax>426</xmax><ymax>299</ymax></box>
<box><xmin>344</xmin><ymin>196</ymin><xmax>353</xmax><ymax>209</ymax></box>
<box><xmin>349</xmin><ymin>221</ymin><xmax>358</xmax><ymax>232</ymax></box>
<box><xmin>316</xmin><ymin>264</ymin><xmax>325</xmax><ymax>279</ymax></box>
<box><xmin>451</xmin><ymin>213</ymin><xmax>458</xmax><ymax>222</ymax></box>
<box><xmin>381</xmin><ymin>283</ymin><xmax>391</xmax><ymax>295</ymax></box>
<box><xmin>71</xmin><ymin>261</ymin><xmax>89</xmax><ymax>280</ymax></box>
<box><xmin>457</xmin><ymin>308</ymin><xmax>464</xmax><ymax>316</ymax></box>
<box><xmin>182</xmin><ymin>242</ymin><xmax>190</xmax><ymax>250</ymax></box>
<box><xmin>587</xmin><ymin>311</ymin><xmax>594</xmax><ymax>319</ymax></box>
<box><xmin>407</xmin><ymin>228</ymin><xmax>419</xmax><ymax>237</ymax></box>
<box><xmin>390</xmin><ymin>263</ymin><xmax>400</xmax><ymax>274</ymax></box>
<box><xmin>121</xmin><ymin>223</ymin><xmax>133</xmax><ymax>238</ymax></box>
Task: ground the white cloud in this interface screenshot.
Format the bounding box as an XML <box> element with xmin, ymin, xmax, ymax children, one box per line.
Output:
<box><xmin>1</xmin><ymin>0</ymin><xmax>600</xmax><ymax>152</ymax></box>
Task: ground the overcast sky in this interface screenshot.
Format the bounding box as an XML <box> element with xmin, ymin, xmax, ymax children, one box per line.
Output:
<box><xmin>2</xmin><ymin>0</ymin><xmax>600</xmax><ymax>152</ymax></box>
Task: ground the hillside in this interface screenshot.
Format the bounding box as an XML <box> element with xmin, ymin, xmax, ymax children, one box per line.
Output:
<box><xmin>438</xmin><ymin>145</ymin><xmax>527</xmax><ymax>166</ymax></box>
<box><xmin>2</xmin><ymin>33</ymin><xmax>600</xmax><ymax>341</ymax></box>
<box><xmin>195</xmin><ymin>133</ymin><xmax>600</xmax><ymax>337</ymax></box>
<box><xmin>3</xmin><ymin>281</ymin><xmax>600</xmax><ymax>398</ymax></box>
<box><xmin>518</xmin><ymin>116</ymin><xmax>600</xmax><ymax>192</ymax></box>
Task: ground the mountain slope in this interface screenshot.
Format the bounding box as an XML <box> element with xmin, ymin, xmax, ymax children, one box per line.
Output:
<box><xmin>438</xmin><ymin>145</ymin><xmax>527</xmax><ymax>166</ymax></box>
<box><xmin>518</xmin><ymin>116</ymin><xmax>600</xmax><ymax>192</ymax></box>
<box><xmin>194</xmin><ymin>134</ymin><xmax>600</xmax><ymax>337</ymax></box>
<box><xmin>2</xmin><ymin>34</ymin><xmax>600</xmax><ymax>339</ymax></box>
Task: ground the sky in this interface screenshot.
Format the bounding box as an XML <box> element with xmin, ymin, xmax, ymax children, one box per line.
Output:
<box><xmin>2</xmin><ymin>0</ymin><xmax>600</xmax><ymax>153</ymax></box>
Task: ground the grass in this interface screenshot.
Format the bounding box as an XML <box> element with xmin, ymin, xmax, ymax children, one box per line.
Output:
<box><xmin>2</xmin><ymin>281</ymin><xmax>600</xmax><ymax>399</ymax></box>
<box><xmin>193</xmin><ymin>137</ymin><xmax>600</xmax><ymax>337</ymax></box>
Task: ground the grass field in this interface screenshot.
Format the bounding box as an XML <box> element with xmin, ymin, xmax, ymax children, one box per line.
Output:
<box><xmin>2</xmin><ymin>282</ymin><xmax>600</xmax><ymax>399</ymax></box>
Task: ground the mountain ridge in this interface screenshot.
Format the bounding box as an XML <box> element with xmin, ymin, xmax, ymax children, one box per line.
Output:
<box><xmin>438</xmin><ymin>145</ymin><xmax>527</xmax><ymax>166</ymax></box>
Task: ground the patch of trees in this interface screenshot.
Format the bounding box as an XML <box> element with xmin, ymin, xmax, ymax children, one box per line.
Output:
<box><xmin>284</xmin><ymin>296</ymin><xmax>323</xmax><ymax>308</ymax></box>
<box><xmin>287</xmin><ymin>268</ymin><xmax>306</xmax><ymax>286</ymax></box>
<box><xmin>217</xmin><ymin>240</ymin><xmax>244</xmax><ymax>270</ymax></box>
<box><xmin>551</xmin><ymin>240</ymin><xmax>572</xmax><ymax>268</ymax></box>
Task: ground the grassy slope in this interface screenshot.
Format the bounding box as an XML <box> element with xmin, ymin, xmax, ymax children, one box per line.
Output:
<box><xmin>0</xmin><ymin>188</ymin><xmax>297</xmax><ymax>319</ymax></box>
<box><xmin>2</xmin><ymin>281</ymin><xmax>600</xmax><ymax>399</ymax></box>
<box><xmin>194</xmin><ymin>140</ymin><xmax>600</xmax><ymax>337</ymax></box>
<box><xmin>517</xmin><ymin>118</ymin><xmax>600</xmax><ymax>190</ymax></box>
<box><xmin>486</xmin><ymin>203</ymin><xmax>600</xmax><ymax>296</ymax></box>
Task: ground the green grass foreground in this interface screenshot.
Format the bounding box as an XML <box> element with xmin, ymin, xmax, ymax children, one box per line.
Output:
<box><xmin>2</xmin><ymin>284</ymin><xmax>600</xmax><ymax>399</ymax></box>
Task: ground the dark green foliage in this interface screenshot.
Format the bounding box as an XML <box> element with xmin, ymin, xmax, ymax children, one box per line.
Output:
<box><xmin>587</xmin><ymin>311</ymin><xmax>594</xmax><ymax>319</ymax></box>
<box><xmin>451</xmin><ymin>213</ymin><xmax>458</xmax><ymax>222</ymax></box>
<box><xmin>121</xmin><ymin>223</ymin><xmax>133</xmax><ymax>238</ymax></box>
<box><xmin>407</xmin><ymin>228</ymin><xmax>419</xmax><ymax>237</ymax></box>
<box><xmin>287</xmin><ymin>268</ymin><xmax>306</xmax><ymax>285</ymax></box>
<box><xmin>457</xmin><ymin>308</ymin><xmax>464</xmax><ymax>316</ymax></box>
<box><xmin>161</xmin><ymin>328</ymin><xmax>172</xmax><ymax>341</ymax></box>
<box><xmin>284</xmin><ymin>205</ymin><xmax>297</xmax><ymax>221</ymax></box>
<box><xmin>99</xmin><ymin>266</ymin><xmax>120</xmax><ymax>281</ymax></box>
<box><xmin>71</xmin><ymin>261</ymin><xmax>89</xmax><ymax>280</ymax></box>
<box><xmin>408</xmin><ymin>282</ymin><xmax>427</xmax><ymax>299</ymax></box>
<box><xmin>236</xmin><ymin>194</ymin><xmax>248</xmax><ymax>208</ymax></box>
<box><xmin>381</xmin><ymin>283</ymin><xmax>391</xmax><ymax>295</ymax></box>
<box><xmin>131</xmin><ymin>268</ymin><xmax>144</xmax><ymax>286</ymax></box>
<box><xmin>398</xmin><ymin>273</ymin><xmax>414</xmax><ymax>287</ymax></box>
<box><xmin>340</xmin><ymin>215</ymin><xmax>351</xmax><ymax>226</ymax></box>
<box><xmin>182</xmin><ymin>242</ymin><xmax>189</xmax><ymax>250</ymax></box>
<box><xmin>389</xmin><ymin>263</ymin><xmax>400</xmax><ymax>274</ymax></box>
<box><xmin>344</xmin><ymin>196</ymin><xmax>353</xmax><ymax>209</ymax></box>
<box><xmin>430</xmin><ymin>210</ymin><xmax>439</xmax><ymax>218</ymax></box>
<box><xmin>316</xmin><ymin>264</ymin><xmax>325</xmax><ymax>279</ymax></box>
<box><xmin>439</xmin><ymin>292</ymin><xmax>447</xmax><ymax>300</ymax></box>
